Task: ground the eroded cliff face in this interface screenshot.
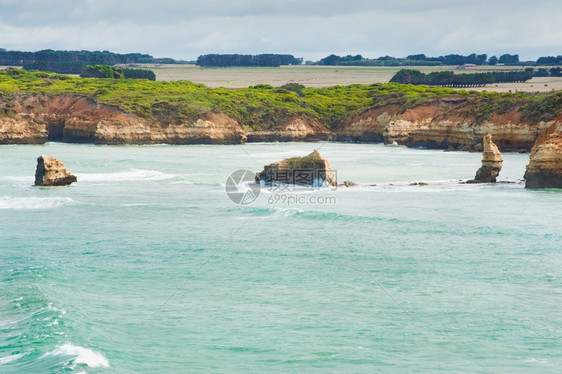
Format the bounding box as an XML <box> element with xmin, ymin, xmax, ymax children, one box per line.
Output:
<box><xmin>246</xmin><ymin>117</ymin><xmax>331</xmax><ymax>142</ymax></box>
<box><xmin>525</xmin><ymin>120</ymin><xmax>562</xmax><ymax>188</ymax></box>
<box><xmin>333</xmin><ymin>105</ymin><xmax>400</xmax><ymax>143</ymax></box>
<box><xmin>0</xmin><ymin>95</ymin><xmax>246</xmax><ymax>145</ymax></box>
<box><xmin>0</xmin><ymin>115</ymin><xmax>48</xmax><ymax>144</ymax></box>
<box><xmin>0</xmin><ymin>94</ymin><xmax>332</xmax><ymax>145</ymax></box>
<box><xmin>0</xmin><ymin>94</ymin><xmax>558</xmax><ymax>151</ymax></box>
<box><xmin>337</xmin><ymin>98</ymin><xmax>555</xmax><ymax>152</ymax></box>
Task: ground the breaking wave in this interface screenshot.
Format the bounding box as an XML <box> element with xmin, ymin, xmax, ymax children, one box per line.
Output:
<box><xmin>76</xmin><ymin>168</ymin><xmax>178</xmax><ymax>182</ymax></box>
<box><xmin>0</xmin><ymin>196</ymin><xmax>75</xmax><ymax>210</ymax></box>
<box><xmin>42</xmin><ymin>343</ymin><xmax>109</xmax><ymax>369</ymax></box>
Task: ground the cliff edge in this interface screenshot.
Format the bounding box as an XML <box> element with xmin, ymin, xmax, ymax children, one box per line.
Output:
<box><xmin>1</xmin><ymin>93</ymin><xmax>560</xmax><ymax>152</ymax></box>
<box><xmin>0</xmin><ymin>95</ymin><xmax>246</xmax><ymax>145</ymax></box>
<box><xmin>336</xmin><ymin>98</ymin><xmax>555</xmax><ymax>152</ymax></box>
<box><xmin>525</xmin><ymin>121</ymin><xmax>562</xmax><ymax>188</ymax></box>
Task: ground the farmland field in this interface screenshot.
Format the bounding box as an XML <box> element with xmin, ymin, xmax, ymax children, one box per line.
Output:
<box><xmin>2</xmin><ymin>64</ymin><xmax>562</xmax><ymax>92</ymax></box>
<box><xmin>144</xmin><ymin>64</ymin><xmax>562</xmax><ymax>92</ymax></box>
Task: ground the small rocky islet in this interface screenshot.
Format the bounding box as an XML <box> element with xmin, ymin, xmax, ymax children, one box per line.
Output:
<box><xmin>34</xmin><ymin>155</ymin><xmax>77</xmax><ymax>187</ymax></box>
<box><xmin>466</xmin><ymin>134</ymin><xmax>503</xmax><ymax>184</ymax></box>
<box><xmin>255</xmin><ymin>149</ymin><xmax>337</xmax><ymax>187</ymax></box>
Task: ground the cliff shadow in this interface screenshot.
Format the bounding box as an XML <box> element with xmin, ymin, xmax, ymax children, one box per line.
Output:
<box><xmin>47</xmin><ymin>122</ymin><xmax>65</xmax><ymax>141</ymax></box>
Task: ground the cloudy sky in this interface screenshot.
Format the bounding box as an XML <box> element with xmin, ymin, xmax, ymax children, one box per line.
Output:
<box><xmin>1</xmin><ymin>0</ymin><xmax>560</xmax><ymax>61</ymax></box>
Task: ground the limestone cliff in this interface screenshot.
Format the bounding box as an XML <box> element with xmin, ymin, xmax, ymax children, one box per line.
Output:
<box><xmin>336</xmin><ymin>98</ymin><xmax>554</xmax><ymax>152</ymax></box>
<box><xmin>525</xmin><ymin>121</ymin><xmax>562</xmax><ymax>188</ymax></box>
<box><xmin>246</xmin><ymin>117</ymin><xmax>331</xmax><ymax>142</ymax></box>
<box><xmin>0</xmin><ymin>115</ymin><xmax>47</xmax><ymax>144</ymax></box>
<box><xmin>0</xmin><ymin>95</ymin><xmax>246</xmax><ymax>145</ymax></box>
<box><xmin>334</xmin><ymin>106</ymin><xmax>400</xmax><ymax>143</ymax></box>
<box><xmin>1</xmin><ymin>93</ymin><xmax>559</xmax><ymax>150</ymax></box>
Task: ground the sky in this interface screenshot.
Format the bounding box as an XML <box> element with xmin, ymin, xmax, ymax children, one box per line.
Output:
<box><xmin>0</xmin><ymin>0</ymin><xmax>561</xmax><ymax>61</ymax></box>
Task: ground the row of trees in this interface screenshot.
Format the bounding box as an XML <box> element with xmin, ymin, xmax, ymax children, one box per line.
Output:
<box><xmin>314</xmin><ymin>53</ymin><xmax>562</xmax><ymax>66</ymax></box>
<box><xmin>196</xmin><ymin>54</ymin><xmax>303</xmax><ymax>67</ymax></box>
<box><xmin>317</xmin><ymin>54</ymin><xmax>443</xmax><ymax>66</ymax></box>
<box><xmin>390</xmin><ymin>69</ymin><xmax>533</xmax><ymax>86</ymax></box>
<box><xmin>531</xmin><ymin>67</ymin><xmax>562</xmax><ymax>77</ymax></box>
<box><xmin>536</xmin><ymin>56</ymin><xmax>562</xmax><ymax>65</ymax></box>
<box><xmin>80</xmin><ymin>65</ymin><xmax>156</xmax><ymax>80</ymax></box>
<box><xmin>0</xmin><ymin>48</ymin><xmax>180</xmax><ymax>74</ymax></box>
<box><xmin>315</xmin><ymin>53</ymin><xmax>524</xmax><ymax>66</ymax></box>
<box><xmin>1</xmin><ymin>48</ymin><xmax>559</xmax><ymax>74</ymax></box>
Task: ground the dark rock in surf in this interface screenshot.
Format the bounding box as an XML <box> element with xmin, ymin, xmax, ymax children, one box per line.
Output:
<box><xmin>255</xmin><ymin>149</ymin><xmax>337</xmax><ymax>186</ymax></box>
<box><xmin>34</xmin><ymin>155</ymin><xmax>77</xmax><ymax>186</ymax></box>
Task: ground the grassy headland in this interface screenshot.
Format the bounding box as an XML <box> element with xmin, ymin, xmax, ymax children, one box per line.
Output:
<box><xmin>1</xmin><ymin>68</ymin><xmax>561</xmax><ymax>129</ymax></box>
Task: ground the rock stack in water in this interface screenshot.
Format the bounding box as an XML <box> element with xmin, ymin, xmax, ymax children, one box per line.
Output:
<box><xmin>525</xmin><ymin>122</ymin><xmax>562</xmax><ymax>188</ymax></box>
<box><xmin>255</xmin><ymin>149</ymin><xmax>337</xmax><ymax>186</ymax></box>
<box><xmin>34</xmin><ymin>155</ymin><xmax>77</xmax><ymax>186</ymax></box>
<box><xmin>467</xmin><ymin>134</ymin><xmax>503</xmax><ymax>183</ymax></box>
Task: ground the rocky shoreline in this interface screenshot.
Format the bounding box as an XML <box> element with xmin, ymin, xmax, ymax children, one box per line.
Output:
<box><xmin>1</xmin><ymin>94</ymin><xmax>558</xmax><ymax>150</ymax></box>
<box><xmin>334</xmin><ymin>99</ymin><xmax>557</xmax><ymax>152</ymax></box>
<box><xmin>1</xmin><ymin>93</ymin><xmax>561</xmax><ymax>188</ymax></box>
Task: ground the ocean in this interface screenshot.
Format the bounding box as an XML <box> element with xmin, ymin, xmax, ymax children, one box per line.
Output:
<box><xmin>1</xmin><ymin>142</ymin><xmax>561</xmax><ymax>373</ymax></box>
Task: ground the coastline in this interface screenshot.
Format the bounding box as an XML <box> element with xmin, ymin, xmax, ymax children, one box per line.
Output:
<box><xmin>1</xmin><ymin>93</ymin><xmax>559</xmax><ymax>154</ymax></box>
<box><xmin>1</xmin><ymin>69</ymin><xmax>561</xmax><ymax>187</ymax></box>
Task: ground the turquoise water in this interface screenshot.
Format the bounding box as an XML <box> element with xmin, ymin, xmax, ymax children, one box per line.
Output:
<box><xmin>1</xmin><ymin>142</ymin><xmax>561</xmax><ymax>373</ymax></box>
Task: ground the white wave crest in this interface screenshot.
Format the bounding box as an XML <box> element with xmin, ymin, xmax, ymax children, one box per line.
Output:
<box><xmin>76</xmin><ymin>169</ymin><xmax>177</xmax><ymax>182</ymax></box>
<box><xmin>44</xmin><ymin>343</ymin><xmax>109</xmax><ymax>369</ymax></box>
<box><xmin>0</xmin><ymin>353</ymin><xmax>25</xmax><ymax>366</ymax></box>
<box><xmin>0</xmin><ymin>196</ymin><xmax>75</xmax><ymax>210</ymax></box>
<box><xmin>272</xmin><ymin>207</ymin><xmax>304</xmax><ymax>217</ymax></box>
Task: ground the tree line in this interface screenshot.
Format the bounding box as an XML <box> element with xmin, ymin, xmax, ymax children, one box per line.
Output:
<box><xmin>80</xmin><ymin>65</ymin><xmax>156</xmax><ymax>81</ymax></box>
<box><xmin>0</xmin><ymin>48</ymin><xmax>181</xmax><ymax>74</ymax></box>
<box><xmin>390</xmin><ymin>69</ymin><xmax>533</xmax><ymax>87</ymax></box>
<box><xmin>316</xmin><ymin>53</ymin><xmax>488</xmax><ymax>66</ymax></box>
<box><xmin>196</xmin><ymin>54</ymin><xmax>303</xmax><ymax>67</ymax></box>
<box><xmin>1</xmin><ymin>48</ymin><xmax>559</xmax><ymax>74</ymax></box>
<box><xmin>536</xmin><ymin>56</ymin><xmax>562</xmax><ymax>65</ymax></box>
<box><xmin>530</xmin><ymin>67</ymin><xmax>562</xmax><ymax>77</ymax></box>
<box><xmin>312</xmin><ymin>53</ymin><xmax>562</xmax><ymax>66</ymax></box>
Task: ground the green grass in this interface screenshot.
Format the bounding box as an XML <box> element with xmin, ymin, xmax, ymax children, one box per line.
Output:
<box><xmin>1</xmin><ymin>68</ymin><xmax>560</xmax><ymax>129</ymax></box>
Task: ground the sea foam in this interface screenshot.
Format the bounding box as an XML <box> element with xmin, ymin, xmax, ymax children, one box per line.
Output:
<box><xmin>76</xmin><ymin>168</ymin><xmax>177</xmax><ymax>182</ymax></box>
<box><xmin>44</xmin><ymin>343</ymin><xmax>109</xmax><ymax>369</ymax></box>
<box><xmin>272</xmin><ymin>207</ymin><xmax>304</xmax><ymax>217</ymax></box>
<box><xmin>0</xmin><ymin>196</ymin><xmax>75</xmax><ymax>210</ymax></box>
<box><xmin>0</xmin><ymin>353</ymin><xmax>25</xmax><ymax>366</ymax></box>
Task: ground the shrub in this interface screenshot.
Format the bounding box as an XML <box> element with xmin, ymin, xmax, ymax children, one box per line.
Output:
<box><xmin>81</xmin><ymin>65</ymin><xmax>124</xmax><ymax>79</ymax></box>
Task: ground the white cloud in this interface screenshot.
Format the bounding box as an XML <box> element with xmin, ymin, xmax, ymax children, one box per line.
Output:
<box><xmin>0</xmin><ymin>0</ymin><xmax>560</xmax><ymax>60</ymax></box>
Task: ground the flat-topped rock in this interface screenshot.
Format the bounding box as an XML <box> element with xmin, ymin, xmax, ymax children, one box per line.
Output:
<box><xmin>34</xmin><ymin>155</ymin><xmax>77</xmax><ymax>186</ymax></box>
<box><xmin>255</xmin><ymin>149</ymin><xmax>337</xmax><ymax>186</ymax></box>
